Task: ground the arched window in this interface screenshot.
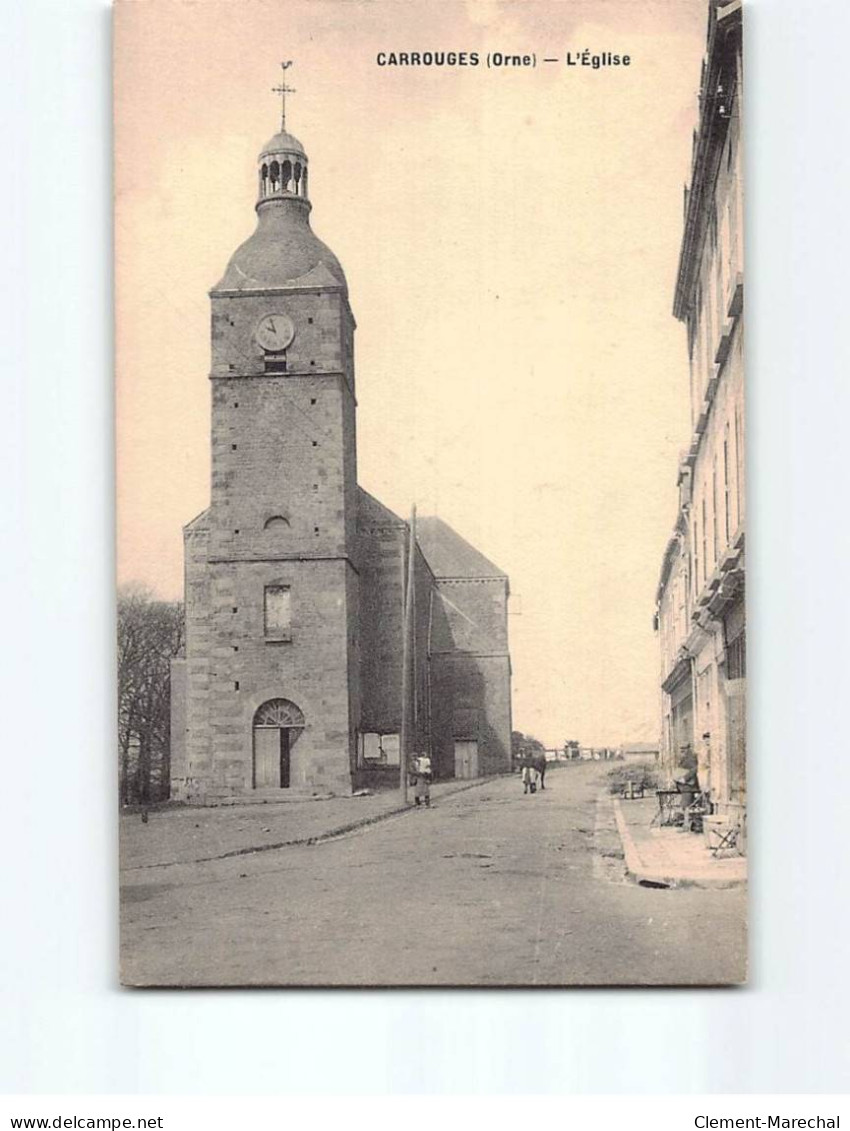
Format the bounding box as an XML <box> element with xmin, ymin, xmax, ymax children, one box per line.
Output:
<box><xmin>254</xmin><ymin>698</ymin><xmax>305</xmax><ymax>729</ymax></box>
<box><xmin>281</xmin><ymin>160</ymin><xmax>292</xmax><ymax>192</ymax></box>
<box><xmin>260</xmin><ymin>163</ymin><xmax>269</xmax><ymax>196</ymax></box>
<box><xmin>264</xmin><ymin>515</ymin><xmax>290</xmax><ymax>530</ymax></box>
<box><xmin>269</xmin><ymin>160</ymin><xmax>280</xmax><ymax>191</ymax></box>
<box><xmin>294</xmin><ymin>162</ymin><xmax>302</xmax><ymax>194</ymax></box>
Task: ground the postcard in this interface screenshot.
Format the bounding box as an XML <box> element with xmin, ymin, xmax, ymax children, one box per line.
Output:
<box><xmin>116</xmin><ymin>0</ymin><xmax>746</xmax><ymax>986</ymax></box>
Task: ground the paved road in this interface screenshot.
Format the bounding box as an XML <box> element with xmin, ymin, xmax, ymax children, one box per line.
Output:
<box><xmin>121</xmin><ymin>763</ymin><xmax>746</xmax><ymax>986</ymax></box>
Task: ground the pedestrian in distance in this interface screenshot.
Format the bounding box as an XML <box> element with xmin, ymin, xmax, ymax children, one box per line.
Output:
<box><xmin>521</xmin><ymin>759</ymin><xmax>539</xmax><ymax>794</ymax></box>
<box><xmin>521</xmin><ymin>761</ymin><xmax>532</xmax><ymax>793</ymax></box>
<box><xmin>412</xmin><ymin>753</ymin><xmax>432</xmax><ymax>808</ymax></box>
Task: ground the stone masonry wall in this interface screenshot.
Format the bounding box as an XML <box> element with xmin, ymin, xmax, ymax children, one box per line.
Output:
<box><xmin>357</xmin><ymin>525</ymin><xmax>405</xmax><ymax>734</ymax></box>
<box><xmin>204</xmin><ymin>557</ymin><xmax>357</xmax><ymax>795</ymax></box>
<box><xmin>429</xmin><ymin>653</ymin><xmax>512</xmax><ymax>779</ymax></box>
<box><xmin>428</xmin><ymin>577</ymin><xmax>511</xmax><ymax>779</ymax></box>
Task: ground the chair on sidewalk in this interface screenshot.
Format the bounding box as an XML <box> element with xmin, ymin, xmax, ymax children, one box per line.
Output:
<box><xmin>707</xmin><ymin>819</ymin><xmax>741</xmax><ymax>856</ymax></box>
<box><xmin>651</xmin><ymin>789</ymin><xmax>680</xmax><ymax>827</ymax></box>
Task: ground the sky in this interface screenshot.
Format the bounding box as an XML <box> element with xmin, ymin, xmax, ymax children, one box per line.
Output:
<box><xmin>115</xmin><ymin>0</ymin><xmax>709</xmax><ymax>748</ymax></box>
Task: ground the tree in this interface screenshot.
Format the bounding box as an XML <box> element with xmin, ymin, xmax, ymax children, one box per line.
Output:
<box><xmin>511</xmin><ymin>729</ymin><xmax>546</xmax><ymax>769</ymax></box>
<box><xmin>117</xmin><ymin>585</ymin><xmax>184</xmax><ymax>805</ymax></box>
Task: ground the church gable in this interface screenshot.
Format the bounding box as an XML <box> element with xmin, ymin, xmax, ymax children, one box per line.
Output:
<box><xmin>429</xmin><ymin>579</ymin><xmax>509</xmax><ymax>656</ymax></box>
<box><xmin>356</xmin><ymin>488</ymin><xmax>406</xmax><ymax>531</ymax></box>
<box><xmin>183</xmin><ymin>507</ymin><xmax>210</xmax><ymax>533</ymax></box>
<box><xmin>415</xmin><ymin>516</ymin><xmax>507</xmax><ymax>581</ymax></box>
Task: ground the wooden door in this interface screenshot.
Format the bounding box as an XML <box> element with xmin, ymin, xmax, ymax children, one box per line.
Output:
<box><xmin>254</xmin><ymin>729</ymin><xmax>279</xmax><ymax>787</ymax></box>
<box><xmin>454</xmin><ymin>740</ymin><xmax>479</xmax><ymax>780</ymax></box>
<box><xmin>280</xmin><ymin>728</ymin><xmax>291</xmax><ymax>788</ymax></box>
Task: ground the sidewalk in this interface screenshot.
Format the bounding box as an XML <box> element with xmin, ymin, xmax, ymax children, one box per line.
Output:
<box><xmin>120</xmin><ymin>777</ymin><xmax>501</xmax><ymax>871</ymax></box>
<box><xmin>612</xmin><ymin>796</ymin><xmax>747</xmax><ymax>889</ymax></box>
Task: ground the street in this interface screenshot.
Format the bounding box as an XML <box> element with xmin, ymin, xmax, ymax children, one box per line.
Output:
<box><xmin>120</xmin><ymin>763</ymin><xmax>746</xmax><ymax>986</ymax></box>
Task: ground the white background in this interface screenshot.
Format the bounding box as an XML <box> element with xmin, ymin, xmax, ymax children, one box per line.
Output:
<box><xmin>2</xmin><ymin>0</ymin><xmax>849</xmax><ymax>1096</ymax></box>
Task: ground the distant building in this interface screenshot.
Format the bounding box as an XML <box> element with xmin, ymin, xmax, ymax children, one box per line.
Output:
<box><xmin>656</xmin><ymin>0</ymin><xmax>745</xmax><ymax>828</ymax></box>
<box><xmin>170</xmin><ymin>105</ymin><xmax>512</xmax><ymax>800</ymax></box>
<box><xmin>619</xmin><ymin>742</ymin><xmax>660</xmax><ymax>763</ymax></box>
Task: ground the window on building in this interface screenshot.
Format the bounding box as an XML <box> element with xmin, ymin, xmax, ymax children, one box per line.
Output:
<box><xmin>693</xmin><ymin>286</ymin><xmax>704</xmax><ymax>393</ymax></box>
<box><xmin>264</xmin><ymin>584</ymin><xmax>291</xmax><ymax>641</ymax></box>
<box><xmin>712</xmin><ymin>459</ymin><xmax>719</xmax><ymax>564</ymax></box>
<box><xmin>703</xmin><ymin>271</ymin><xmax>714</xmax><ymax>382</ymax></box>
<box><xmin>723</xmin><ymin>427</ymin><xmax>731</xmax><ymax>544</ymax></box>
<box><xmin>693</xmin><ymin>520</ymin><xmax>700</xmax><ymax>599</ymax></box>
<box><xmin>676</xmin><ymin>570</ymin><xmax>687</xmax><ymax>640</ymax></box>
<box><xmin>727</xmin><ymin>629</ymin><xmax>746</xmax><ymax>680</ymax></box>
<box><xmin>701</xmin><ymin>499</ymin><xmax>708</xmax><ymax>585</ymax></box>
<box><xmin>264</xmin><ymin>354</ymin><xmax>287</xmax><ymax>374</ymax></box>
<box><xmin>687</xmin><ymin>315</ymin><xmax>699</xmax><ymax>419</ymax></box>
<box><xmin>735</xmin><ymin>404</ymin><xmax>744</xmax><ymax>526</ymax></box>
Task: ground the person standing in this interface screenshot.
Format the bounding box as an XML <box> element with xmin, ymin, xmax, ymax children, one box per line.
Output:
<box><xmin>521</xmin><ymin>759</ymin><xmax>539</xmax><ymax>794</ymax></box>
<box><xmin>521</xmin><ymin>760</ymin><xmax>532</xmax><ymax>794</ymax></box>
<box><xmin>413</xmin><ymin>753</ymin><xmax>432</xmax><ymax>807</ymax></box>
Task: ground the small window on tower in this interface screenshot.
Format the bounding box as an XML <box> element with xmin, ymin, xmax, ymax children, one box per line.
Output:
<box><xmin>265</xmin><ymin>354</ymin><xmax>287</xmax><ymax>374</ymax></box>
<box><xmin>264</xmin><ymin>585</ymin><xmax>292</xmax><ymax>642</ymax></box>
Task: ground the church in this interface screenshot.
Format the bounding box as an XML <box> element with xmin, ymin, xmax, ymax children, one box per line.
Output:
<box><xmin>170</xmin><ymin>96</ymin><xmax>512</xmax><ymax>800</ymax></box>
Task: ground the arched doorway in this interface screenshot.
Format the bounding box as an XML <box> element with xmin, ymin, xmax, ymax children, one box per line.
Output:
<box><xmin>252</xmin><ymin>698</ymin><xmax>305</xmax><ymax>789</ymax></box>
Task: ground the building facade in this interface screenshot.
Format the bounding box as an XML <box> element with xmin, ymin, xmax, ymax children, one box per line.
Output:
<box><xmin>169</xmin><ymin>115</ymin><xmax>512</xmax><ymax>800</ymax></box>
<box><xmin>656</xmin><ymin>0</ymin><xmax>745</xmax><ymax>828</ymax></box>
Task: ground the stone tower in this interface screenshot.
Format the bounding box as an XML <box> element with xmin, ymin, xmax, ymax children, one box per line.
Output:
<box><xmin>171</xmin><ymin>118</ymin><xmax>361</xmax><ymax>798</ymax></box>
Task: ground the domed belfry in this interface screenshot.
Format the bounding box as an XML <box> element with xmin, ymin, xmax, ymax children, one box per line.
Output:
<box><xmin>171</xmin><ymin>71</ymin><xmax>512</xmax><ymax>799</ymax></box>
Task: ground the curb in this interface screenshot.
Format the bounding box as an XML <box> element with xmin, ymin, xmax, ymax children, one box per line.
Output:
<box><xmin>124</xmin><ymin>774</ymin><xmax>506</xmax><ymax>872</ymax></box>
<box><xmin>612</xmin><ymin>798</ymin><xmax>746</xmax><ymax>890</ymax></box>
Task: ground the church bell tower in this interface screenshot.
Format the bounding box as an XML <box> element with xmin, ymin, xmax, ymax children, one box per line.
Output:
<box><xmin>174</xmin><ymin>68</ymin><xmax>361</xmax><ymax>798</ymax></box>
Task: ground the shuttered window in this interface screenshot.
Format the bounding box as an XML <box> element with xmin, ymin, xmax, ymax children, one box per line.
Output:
<box><xmin>264</xmin><ymin>585</ymin><xmax>291</xmax><ymax>641</ymax></box>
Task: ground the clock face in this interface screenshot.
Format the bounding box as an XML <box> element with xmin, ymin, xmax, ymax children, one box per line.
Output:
<box><xmin>255</xmin><ymin>312</ymin><xmax>295</xmax><ymax>353</ymax></box>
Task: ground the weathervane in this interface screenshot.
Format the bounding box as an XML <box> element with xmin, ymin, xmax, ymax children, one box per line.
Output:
<box><xmin>272</xmin><ymin>61</ymin><xmax>296</xmax><ymax>132</ymax></box>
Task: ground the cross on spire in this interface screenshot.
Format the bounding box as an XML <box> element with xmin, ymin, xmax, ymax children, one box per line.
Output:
<box><xmin>272</xmin><ymin>61</ymin><xmax>296</xmax><ymax>132</ymax></box>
